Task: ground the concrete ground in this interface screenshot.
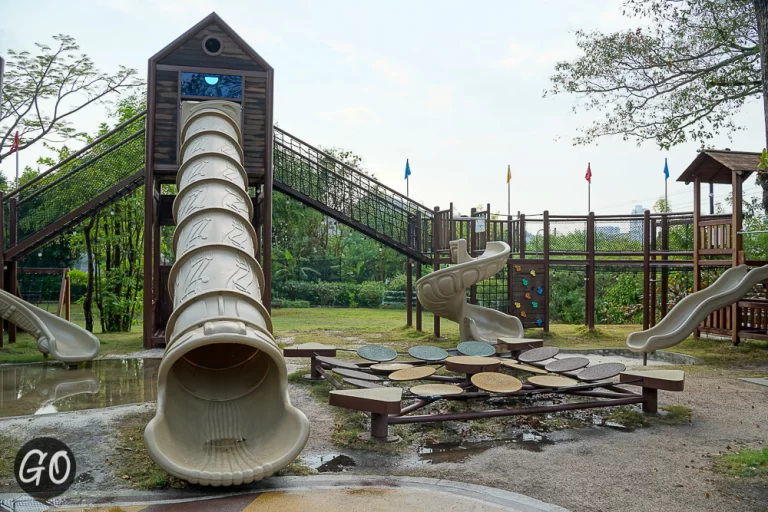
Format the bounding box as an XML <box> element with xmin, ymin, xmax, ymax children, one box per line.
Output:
<box><xmin>1</xmin><ymin>362</ymin><xmax>766</xmax><ymax>511</ymax></box>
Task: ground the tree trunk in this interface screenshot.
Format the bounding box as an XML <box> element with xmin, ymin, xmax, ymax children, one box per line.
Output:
<box><xmin>754</xmin><ymin>0</ymin><xmax>768</xmax><ymax>212</ymax></box>
<box><xmin>83</xmin><ymin>217</ymin><xmax>95</xmax><ymax>332</ymax></box>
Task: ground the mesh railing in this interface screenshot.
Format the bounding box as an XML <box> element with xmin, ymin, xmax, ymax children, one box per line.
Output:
<box><xmin>274</xmin><ymin>127</ymin><xmax>433</xmax><ymax>259</ymax></box>
<box><xmin>548</xmin><ymin>218</ymin><xmax>587</xmax><ymax>255</ymax></box>
<box><xmin>5</xmin><ymin>111</ymin><xmax>146</xmax><ymax>246</ymax></box>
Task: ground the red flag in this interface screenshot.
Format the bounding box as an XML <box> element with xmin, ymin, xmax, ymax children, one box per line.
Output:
<box><xmin>9</xmin><ymin>131</ymin><xmax>19</xmax><ymax>154</ymax></box>
<box><xmin>585</xmin><ymin>162</ymin><xmax>592</xmax><ymax>183</ymax></box>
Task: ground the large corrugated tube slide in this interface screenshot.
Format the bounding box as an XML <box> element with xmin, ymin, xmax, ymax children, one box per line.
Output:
<box><xmin>144</xmin><ymin>100</ymin><xmax>309</xmax><ymax>486</ymax></box>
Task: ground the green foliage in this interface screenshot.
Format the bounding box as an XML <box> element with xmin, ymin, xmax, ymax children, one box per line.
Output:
<box><xmin>549</xmin><ymin>270</ymin><xmax>585</xmax><ymax>324</ymax></box>
<box><xmin>716</xmin><ymin>447</ymin><xmax>768</xmax><ymax>478</ymax></box>
<box><xmin>354</xmin><ymin>281</ymin><xmax>385</xmax><ymax>308</ymax></box>
<box><xmin>596</xmin><ymin>273</ymin><xmax>643</xmax><ymax>324</ymax></box>
<box><xmin>386</xmin><ymin>273</ymin><xmax>408</xmax><ymax>292</ymax></box>
<box><xmin>274</xmin><ymin>299</ymin><xmax>311</xmax><ymax>309</ymax></box>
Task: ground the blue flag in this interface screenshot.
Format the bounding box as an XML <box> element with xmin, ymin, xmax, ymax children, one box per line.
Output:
<box><xmin>663</xmin><ymin>158</ymin><xmax>669</xmax><ymax>180</ymax></box>
<box><xmin>404</xmin><ymin>159</ymin><xmax>411</xmax><ymax>180</ymax></box>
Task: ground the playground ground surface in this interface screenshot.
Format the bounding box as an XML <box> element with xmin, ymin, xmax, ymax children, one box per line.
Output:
<box><xmin>1</xmin><ymin>308</ymin><xmax>767</xmax><ymax>511</ymax></box>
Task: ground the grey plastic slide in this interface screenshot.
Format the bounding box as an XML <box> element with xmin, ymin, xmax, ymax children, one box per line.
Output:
<box><xmin>0</xmin><ymin>288</ymin><xmax>100</xmax><ymax>363</ymax></box>
<box><xmin>627</xmin><ymin>264</ymin><xmax>768</xmax><ymax>352</ymax></box>
<box><xmin>416</xmin><ymin>239</ymin><xmax>523</xmax><ymax>341</ymax></box>
<box><xmin>144</xmin><ymin>100</ymin><xmax>309</xmax><ymax>486</ymax></box>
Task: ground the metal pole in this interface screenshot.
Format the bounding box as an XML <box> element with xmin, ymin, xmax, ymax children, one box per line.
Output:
<box><xmin>588</xmin><ymin>181</ymin><xmax>591</xmax><ymax>213</ymax></box>
<box><xmin>665</xmin><ymin>179</ymin><xmax>668</xmax><ymax>212</ymax></box>
<box><xmin>709</xmin><ymin>182</ymin><xmax>714</xmax><ymax>215</ymax></box>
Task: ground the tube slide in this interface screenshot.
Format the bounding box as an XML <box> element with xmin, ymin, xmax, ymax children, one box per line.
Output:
<box><xmin>416</xmin><ymin>239</ymin><xmax>523</xmax><ymax>342</ymax></box>
<box><xmin>627</xmin><ymin>264</ymin><xmax>768</xmax><ymax>352</ymax></box>
<box><xmin>0</xmin><ymin>288</ymin><xmax>99</xmax><ymax>363</ymax></box>
<box><xmin>144</xmin><ymin>100</ymin><xmax>309</xmax><ymax>486</ymax></box>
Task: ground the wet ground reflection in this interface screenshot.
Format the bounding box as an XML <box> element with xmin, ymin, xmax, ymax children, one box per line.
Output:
<box><xmin>0</xmin><ymin>358</ymin><xmax>159</xmax><ymax>418</ymax></box>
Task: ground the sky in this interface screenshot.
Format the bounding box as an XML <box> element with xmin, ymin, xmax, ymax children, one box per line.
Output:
<box><xmin>0</xmin><ymin>0</ymin><xmax>764</xmax><ymax>218</ymax></box>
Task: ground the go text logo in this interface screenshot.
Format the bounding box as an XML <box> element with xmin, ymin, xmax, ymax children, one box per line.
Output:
<box><xmin>14</xmin><ymin>437</ymin><xmax>76</xmax><ymax>499</ymax></box>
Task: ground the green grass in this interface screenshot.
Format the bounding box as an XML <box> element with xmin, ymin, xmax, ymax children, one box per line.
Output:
<box><xmin>715</xmin><ymin>447</ymin><xmax>768</xmax><ymax>478</ymax></box>
<box><xmin>0</xmin><ymin>434</ymin><xmax>20</xmax><ymax>486</ymax></box>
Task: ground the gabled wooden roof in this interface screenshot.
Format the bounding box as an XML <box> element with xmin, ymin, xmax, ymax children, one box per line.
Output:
<box><xmin>677</xmin><ymin>149</ymin><xmax>759</xmax><ymax>184</ymax></box>
<box><xmin>148</xmin><ymin>12</ymin><xmax>273</xmax><ymax>71</ymax></box>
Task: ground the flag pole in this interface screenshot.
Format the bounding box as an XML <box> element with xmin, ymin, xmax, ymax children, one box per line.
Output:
<box><xmin>15</xmin><ymin>146</ymin><xmax>19</xmax><ymax>188</ymax></box>
<box><xmin>407</xmin><ymin>176</ymin><xmax>409</xmax><ymax>197</ymax></box>
<box><xmin>588</xmin><ymin>181</ymin><xmax>590</xmax><ymax>213</ymax></box>
<box><xmin>507</xmin><ymin>164</ymin><xmax>511</xmax><ymax>218</ymax></box>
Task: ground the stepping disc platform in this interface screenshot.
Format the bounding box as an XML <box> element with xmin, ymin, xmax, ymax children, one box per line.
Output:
<box><xmin>389</xmin><ymin>366</ymin><xmax>436</xmax><ymax>381</ymax></box>
<box><xmin>499</xmin><ymin>360</ymin><xmax>549</xmax><ymax>375</ymax></box>
<box><xmin>445</xmin><ymin>356</ymin><xmax>501</xmax><ymax>374</ymax></box>
<box><xmin>457</xmin><ymin>341</ymin><xmax>496</xmax><ymax>357</ymax></box>
<box><xmin>410</xmin><ymin>384</ymin><xmax>464</xmax><ymax>397</ymax></box>
<box><xmin>545</xmin><ymin>357</ymin><xmax>590</xmax><ymax>373</ymax></box>
<box><xmin>370</xmin><ymin>363</ymin><xmax>414</xmax><ymax>373</ymax></box>
<box><xmin>471</xmin><ymin>372</ymin><xmax>523</xmax><ymax>393</ymax></box>
<box><xmin>358</xmin><ymin>345</ymin><xmax>398</xmax><ymax>362</ymax></box>
<box><xmin>344</xmin><ymin>377</ymin><xmax>385</xmax><ymax>389</ymax></box>
<box><xmin>577</xmin><ymin>362</ymin><xmax>626</xmax><ymax>382</ymax></box>
<box><xmin>619</xmin><ymin>370</ymin><xmax>685</xmax><ymax>391</ymax></box>
<box><xmin>527</xmin><ymin>375</ymin><xmax>579</xmax><ymax>388</ymax></box>
<box><xmin>496</xmin><ymin>338</ymin><xmax>544</xmax><ymax>355</ymax></box>
<box><xmin>518</xmin><ymin>347</ymin><xmax>559</xmax><ymax>363</ymax></box>
<box><xmin>329</xmin><ymin>388</ymin><xmax>402</xmax><ymax>415</ymax></box>
<box><xmin>408</xmin><ymin>345</ymin><xmax>449</xmax><ymax>361</ymax></box>
<box><xmin>333</xmin><ymin>368</ymin><xmax>381</xmax><ymax>382</ymax></box>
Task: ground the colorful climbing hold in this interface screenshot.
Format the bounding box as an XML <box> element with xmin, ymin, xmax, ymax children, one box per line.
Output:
<box><xmin>525</xmin><ymin>292</ymin><xmax>532</xmax><ymax>300</ymax></box>
<box><xmin>522</xmin><ymin>278</ymin><xmax>529</xmax><ymax>286</ymax></box>
<box><xmin>514</xmin><ymin>302</ymin><xmax>521</xmax><ymax>308</ymax></box>
<box><xmin>536</xmin><ymin>318</ymin><xmax>543</xmax><ymax>327</ymax></box>
<box><xmin>536</xmin><ymin>286</ymin><xmax>544</xmax><ymax>295</ymax></box>
<box><xmin>530</xmin><ymin>270</ymin><xmax>537</xmax><ymax>277</ymax></box>
<box><xmin>520</xmin><ymin>311</ymin><xmax>528</xmax><ymax>318</ymax></box>
<box><xmin>532</xmin><ymin>301</ymin><xmax>538</xmax><ymax>309</ymax></box>
<box><xmin>514</xmin><ymin>265</ymin><xmax>522</xmax><ymax>272</ymax></box>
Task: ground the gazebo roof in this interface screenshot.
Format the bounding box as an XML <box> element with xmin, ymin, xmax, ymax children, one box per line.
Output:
<box><xmin>677</xmin><ymin>150</ymin><xmax>759</xmax><ymax>184</ymax></box>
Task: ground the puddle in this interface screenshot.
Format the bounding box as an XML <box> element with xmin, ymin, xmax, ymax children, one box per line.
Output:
<box><xmin>418</xmin><ymin>433</ymin><xmax>555</xmax><ymax>464</ymax></box>
<box><xmin>591</xmin><ymin>415</ymin><xmax>636</xmax><ymax>432</ymax></box>
<box><xmin>304</xmin><ymin>453</ymin><xmax>357</xmax><ymax>473</ymax></box>
<box><xmin>0</xmin><ymin>358</ymin><xmax>159</xmax><ymax>418</ymax></box>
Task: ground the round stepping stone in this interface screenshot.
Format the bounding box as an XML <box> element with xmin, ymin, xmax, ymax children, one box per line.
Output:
<box><xmin>457</xmin><ymin>341</ymin><xmax>496</xmax><ymax>357</ymax></box>
<box><xmin>357</xmin><ymin>345</ymin><xmax>398</xmax><ymax>362</ymax></box>
<box><xmin>343</xmin><ymin>377</ymin><xmax>385</xmax><ymax>389</ymax></box>
<box><xmin>545</xmin><ymin>357</ymin><xmax>590</xmax><ymax>373</ymax></box>
<box><xmin>333</xmin><ymin>367</ymin><xmax>381</xmax><ymax>382</ymax></box>
<box><xmin>471</xmin><ymin>372</ymin><xmax>523</xmax><ymax>393</ymax></box>
<box><xmin>408</xmin><ymin>345</ymin><xmax>449</xmax><ymax>361</ymax></box>
<box><xmin>315</xmin><ymin>356</ymin><xmax>359</xmax><ymax>370</ymax></box>
<box><xmin>370</xmin><ymin>362</ymin><xmax>414</xmax><ymax>373</ymax></box>
<box><xmin>389</xmin><ymin>366</ymin><xmax>436</xmax><ymax>381</ymax></box>
<box><xmin>499</xmin><ymin>360</ymin><xmax>549</xmax><ymax>374</ymax></box>
<box><xmin>445</xmin><ymin>356</ymin><xmax>501</xmax><ymax>374</ymax></box>
<box><xmin>527</xmin><ymin>375</ymin><xmax>578</xmax><ymax>388</ymax></box>
<box><xmin>409</xmin><ymin>384</ymin><xmax>464</xmax><ymax>396</ymax></box>
<box><xmin>577</xmin><ymin>362</ymin><xmax>626</xmax><ymax>382</ymax></box>
<box><xmin>518</xmin><ymin>347</ymin><xmax>559</xmax><ymax>363</ymax></box>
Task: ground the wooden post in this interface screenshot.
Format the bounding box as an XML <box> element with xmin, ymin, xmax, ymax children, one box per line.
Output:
<box><xmin>732</xmin><ymin>170</ymin><xmax>744</xmax><ymax>345</ymax></box>
<box><xmin>507</xmin><ymin>214</ymin><xmax>513</xmax><ymax>315</ymax></box>
<box><xmin>650</xmin><ymin>217</ymin><xmax>657</xmax><ymax>327</ymax></box>
<box><xmin>469</xmin><ymin>207</ymin><xmax>477</xmax><ymax>305</ymax></box>
<box><xmin>65</xmin><ymin>274</ymin><xmax>71</xmax><ymax>322</ymax></box>
<box><xmin>693</xmin><ymin>177</ymin><xmax>701</xmax><ymax>337</ymax></box>
<box><xmin>0</xmin><ymin>191</ymin><xmax>4</xmax><ymax>348</ymax></box>
<box><xmin>7</xmin><ymin>197</ymin><xmax>18</xmax><ymax>344</ymax></box>
<box><xmin>433</xmin><ymin>206</ymin><xmax>441</xmax><ymax>338</ymax></box>
<box><xmin>661</xmin><ymin>214</ymin><xmax>669</xmax><ymax>320</ymax></box>
<box><xmin>406</xmin><ymin>258</ymin><xmax>413</xmax><ymax>327</ymax></box>
<box><xmin>519</xmin><ymin>214</ymin><xmax>526</xmax><ymax>259</ymax></box>
<box><xmin>642</xmin><ymin>210</ymin><xmax>651</xmax><ymax>331</ymax></box>
<box><xmin>543</xmin><ymin>210</ymin><xmax>550</xmax><ymax>333</ymax></box>
<box><xmin>415</xmin><ymin>262</ymin><xmax>423</xmax><ymax>332</ymax></box>
<box><xmin>586</xmin><ymin>212</ymin><xmax>595</xmax><ymax>329</ymax></box>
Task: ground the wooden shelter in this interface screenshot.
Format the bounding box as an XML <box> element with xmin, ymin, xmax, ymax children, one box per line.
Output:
<box><xmin>677</xmin><ymin>149</ymin><xmax>768</xmax><ymax>343</ymax></box>
<box><xmin>143</xmin><ymin>13</ymin><xmax>274</xmax><ymax>348</ymax></box>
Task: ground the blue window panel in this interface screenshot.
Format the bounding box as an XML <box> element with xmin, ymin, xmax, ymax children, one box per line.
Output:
<box><xmin>180</xmin><ymin>72</ymin><xmax>242</xmax><ymax>99</ymax></box>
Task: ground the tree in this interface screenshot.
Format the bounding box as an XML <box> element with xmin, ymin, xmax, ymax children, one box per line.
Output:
<box><xmin>546</xmin><ymin>0</ymin><xmax>768</xmax><ymax>209</ymax></box>
<box><xmin>0</xmin><ymin>34</ymin><xmax>140</xmax><ymax>162</ymax></box>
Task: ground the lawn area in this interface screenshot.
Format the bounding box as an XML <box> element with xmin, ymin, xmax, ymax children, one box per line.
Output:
<box><xmin>1</xmin><ymin>305</ymin><xmax>767</xmax><ymax>368</ymax></box>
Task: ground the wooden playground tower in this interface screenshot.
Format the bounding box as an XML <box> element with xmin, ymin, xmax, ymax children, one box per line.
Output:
<box><xmin>142</xmin><ymin>13</ymin><xmax>275</xmax><ymax>348</ymax></box>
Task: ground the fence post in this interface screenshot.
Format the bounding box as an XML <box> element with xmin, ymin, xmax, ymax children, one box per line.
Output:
<box><xmin>65</xmin><ymin>273</ymin><xmax>71</xmax><ymax>322</ymax></box>
<box><xmin>469</xmin><ymin>207</ymin><xmax>477</xmax><ymax>305</ymax></box>
<box><xmin>406</xmin><ymin>258</ymin><xmax>413</xmax><ymax>327</ymax></box>
<box><xmin>643</xmin><ymin>210</ymin><xmax>651</xmax><ymax>331</ymax></box>
<box><xmin>586</xmin><ymin>212</ymin><xmax>595</xmax><ymax>330</ymax></box>
<box><xmin>507</xmin><ymin>213</ymin><xmax>513</xmax><ymax>316</ymax></box>
<box><xmin>543</xmin><ymin>210</ymin><xmax>550</xmax><ymax>333</ymax></box>
<box><xmin>650</xmin><ymin>217</ymin><xmax>657</xmax><ymax>327</ymax></box>
<box><xmin>519</xmin><ymin>214</ymin><xmax>526</xmax><ymax>259</ymax></box>
<box><xmin>0</xmin><ymin>191</ymin><xmax>3</xmax><ymax>348</ymax></box>
<box><xmin>416</xmin><ymin>210</ymin><xmax>423</xmax><ymax>332</ymax></box>
<box><xmin>415</xmin><ymin>262</ymin><xmax>423</xmax><ymax>332</ymax></box>
<box><xmin>432</xmin><ymin>206</ymin><xmax>441</xmax><ymax>338</ymax></box>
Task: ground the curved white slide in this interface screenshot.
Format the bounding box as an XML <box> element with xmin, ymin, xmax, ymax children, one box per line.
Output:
<box><xmin>416</xmin><ymin>239</ymin><xmax>523</xmax><ymax>342</ymax></box>
<box><xmin>0</xmin><ymin>288</ymin><xmax>100</xmax><ymax>363</ymax></box>
<box><xmin>627</xmin><ymin>264</ymin><xmax>768</xmax><ymax>352</ymax></box>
